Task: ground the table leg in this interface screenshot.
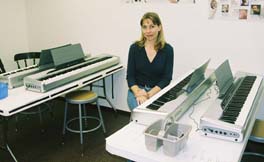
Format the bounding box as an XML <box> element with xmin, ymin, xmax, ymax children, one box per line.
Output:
<box><xmin>101</xmin><ymin>78</ymin><xmax>117</xmax><ymax>113</ymax></box>
<box><xmin>1</xmin><ymin>117</ymin><xmax>18</xmax><ymax>162</ymax></box>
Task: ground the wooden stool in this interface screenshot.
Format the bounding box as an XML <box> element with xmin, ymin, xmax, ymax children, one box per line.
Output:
<box><xmin>62</xmin><ymin>90</ymin><xmax>106</xmax><ymax>155</ymax></box>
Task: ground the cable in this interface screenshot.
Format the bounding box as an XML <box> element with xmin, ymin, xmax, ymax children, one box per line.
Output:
<box><xmin>188</xmin><ymin>105</ymin><xmax>200</xmax><ymax>131</ymax></box>
<box><xmin>212</xmin><ymin>81</ymin><xmax>219</xmax><ymax>93</ymax></box>
<box><xmin>188</xmin><ymin>88</ymin><xmax>212</xmax><ymax>131</ymax></box>
<box><xmin>194</xmin><ymin>89</ymin><xmax>211</xmax><ymax>106</ymax></box>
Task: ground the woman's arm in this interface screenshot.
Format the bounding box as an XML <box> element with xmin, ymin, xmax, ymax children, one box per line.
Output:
<box><xmin>156</xmin><ymin>44</ymin><xmax>174</xmax><ymax>89</ymax></box>
<box><xmin>126</xmin><ymin>44</ymin><xmax>137</xmax><ymax>88</ymax></box>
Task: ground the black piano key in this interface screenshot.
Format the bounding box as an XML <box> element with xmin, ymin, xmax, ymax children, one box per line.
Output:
<box><xmin>220</xmin><ymin>75</ymin><xmax>257</xmax><ymax>124</ymax></box>
<box><xmin>152</xmin><ymin>100</ymin><xmax>164</xmax><ymax>106</ymax></box>
<box><xmin>228</xmin><ymin>102</ymin><xmax>244</xmax><ymax>107</ymax></box>
<box><xmin>220</xmin><ymin>117</ymin><xmax>235</xmax><ymax>124</ymax></box>
<box><xmin>222</xmin><ymin>112</ymin><xmax>240</xmax><ymax>117</ymax></box>
<box><xmin>157</xmin><ymin>96</ymin><xmax>170</xmax><ymax>102</ymax></box>
<box><xmin>162</xmin><ymin>93</ymin><xmax>175</xmax><ymax>100</ymax></box>
<box><xmin>147</xmin><ymin>104</ymin><xmax>160</xmax><ymax>110</ymax></box>
<box><xmin>144</xmin><ymin>73</ymin><xmax>194</xmax><ymax>111</ymax></box>
<box><xmin>226</xmin><ymin>106</ymin><xmax>241</xmax><ymax>110</ymax></box>
<box><xmin>230</xmin><ymin>96</ymin><xmax>247</xmax><ymax>101</ymax></box>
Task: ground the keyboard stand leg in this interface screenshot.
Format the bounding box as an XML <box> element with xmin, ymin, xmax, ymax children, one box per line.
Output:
<box><xmin>111</xmin><ymin>74</ymin><xmax>114</xmax><ymax>99</ymax></box>
<box><xmin>91</xmin><ymin>75</ymin><xmax>118</xmax><ymax>115</ymax></box>
<box><xmin>98</xmin><ymin>96</ymin><xmax>117</xmax><ymax>113</ymax></box>
<box><xmin>101</xmin><ymin>78</ymin><xmax>118</xmax><ymax>114</ymax></box>
<box><xmin>1</xmin><ymin>117</ymin><xmax>18</xmax><ymax>162</ymax></box>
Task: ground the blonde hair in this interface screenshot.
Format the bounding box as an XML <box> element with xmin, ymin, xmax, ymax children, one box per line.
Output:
<box><xmin>135</xmin><ymin>12</ymin><xmax>166</xmax><ymax>51</ymax></box>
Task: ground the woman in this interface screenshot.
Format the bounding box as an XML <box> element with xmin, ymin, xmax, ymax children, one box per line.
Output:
<box><xmin>126</xmin><ymin>12</ymin><xmax>174</xmax><ymax>111</ymax></box>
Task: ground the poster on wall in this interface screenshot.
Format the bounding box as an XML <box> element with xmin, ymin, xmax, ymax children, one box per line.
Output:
<box><xmin>121</xmin><ymin>0</ymin><xmax>196</xmax><ymax>4</ymax></box>
<box><xmin>209</xmin><ymin>0</ymin><xmax>264</xmax><ymax>21</ymax></box>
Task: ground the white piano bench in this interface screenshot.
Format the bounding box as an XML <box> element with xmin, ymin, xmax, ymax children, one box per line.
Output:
<box><xmin>62</xmin><ymin>90</ymin><xmax>106</xmax><ymax>156</ymax></box>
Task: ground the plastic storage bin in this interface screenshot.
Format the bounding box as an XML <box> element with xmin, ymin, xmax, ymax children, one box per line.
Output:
<box><xmin>144</xmin><ymin>119</ymin><xmax>164</xmax><ymax>151</ymax></box>
<box><xmin>0</xmin><ymin>82</ymin><xmax>8</xmax><ymax>99</ymax></box>
<box><xmin>144</xmin><ymin>119</ymin><xmax>192</xmax><ymax>156</ymax></box>
<box><xmin>163</xmin><ymin>122</ymin><xmax>191</xmax><ymax>156</ymax></box>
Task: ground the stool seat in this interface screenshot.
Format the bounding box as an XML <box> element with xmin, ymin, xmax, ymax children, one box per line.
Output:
<box><xmin>62</xmin><ymin>90</ymin><xmax>106</xmax><ymax>156</ymax></box>
<box><xmin>249</xmin><ymin>119</ymin><xmax>264</xmax><ymax>143</ymax></box>
<box><xmin>66</xmin><ymin>90</ymin><xmax>97</xmax><ymax>104</ymax></box>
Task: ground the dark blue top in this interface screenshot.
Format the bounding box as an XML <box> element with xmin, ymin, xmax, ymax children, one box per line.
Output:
<box><xmin>126</xmin><ymin>43</ymin><xmax>174</xmax><ymax>89</ymax></box>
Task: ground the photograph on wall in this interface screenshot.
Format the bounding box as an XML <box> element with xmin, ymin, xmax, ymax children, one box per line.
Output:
<box><xmin>121</xmin><ymin>0</ymin><xmax>196</xmax><ymax>4</ymax></box>
<box><xmin>208</xmin><ymin>0</ymin><xmax>264</xmax><ymax>21</ymax></box>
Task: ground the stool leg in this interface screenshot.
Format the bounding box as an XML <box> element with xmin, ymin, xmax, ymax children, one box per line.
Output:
<box><xmin>78</xmin><ymin>104</ymin><xmax>84</xmax><ymax>156</ymax></box>
<box><xmin>38</xmin><ymin>106</ymin><xmax>44</xmax><ymax>132</ymax></box>
<box><xmin>15</xmin><ymin>115</ymin><xmax>19</xmax><ymax>132</ymax></box>
<box><xmin>62</xmin><ymin>102</ymin><xmax>68</xmax><ymax>144</ymax></box>
<box><xmin>82</xmin><ymin>104</ymin><xmax>88</xmax><ymax>127</ymax></box>
<box><xmin>96</xmin><ymin>100</ymin><xmax>106</xmax><ymax>133</ymax></box>
<box><xmin>46</xmin><ymin>102</ymin><xmax>55</xmax><ymax>120</ymax></box>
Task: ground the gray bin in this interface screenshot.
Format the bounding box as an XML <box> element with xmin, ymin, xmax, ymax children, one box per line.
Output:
<box><xmin>163</xmin><ymin>123</ymin><xmax>191</xmax><ymax>156</ymax></box>
<box><xmin>144</xmin><ymin>119</ymin><xmax>164</xmax><ymax>151</ymax></box>
<box><xmin>144</xmin><ymin>119</ymin><xmax>192</xmax><ymax>156</ymax></box>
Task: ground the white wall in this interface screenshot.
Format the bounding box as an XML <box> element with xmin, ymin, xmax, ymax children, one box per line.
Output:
<box><xmin>0</xmin><ymin>0</ymin><xmax>29</xmax><ymax>71</ymax></box>
<box><xmin>9</xmin><ymin>0</ymin><xmax>264</xmax><ymax>111</ymax></box>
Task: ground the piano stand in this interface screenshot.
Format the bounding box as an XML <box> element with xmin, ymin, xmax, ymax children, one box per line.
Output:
<box><xmin>0</xmin><ymin>117</ymin><xmax>18</xmax><ymax>162</ymax></box>
<box><xmin>91</xmin><ymin>74</ymin><xmax>118</xmax><ymax>114</ymax></box>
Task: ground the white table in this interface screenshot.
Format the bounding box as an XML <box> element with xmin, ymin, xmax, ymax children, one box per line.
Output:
<box><xmin>106</xmin><ymin>83</ymin><xmax>264</xmax><ymax>162</ymax></box>
<box><xmin>0</xmin><ymin>64</ymin><xmax>124</xmax><ymax>162</ymax></box>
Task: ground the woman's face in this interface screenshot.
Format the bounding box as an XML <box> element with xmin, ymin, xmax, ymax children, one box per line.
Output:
<box><xmin>141</xmin><ymin>18</ymin><xmax>161</xmax><ymax>42</ymax></box>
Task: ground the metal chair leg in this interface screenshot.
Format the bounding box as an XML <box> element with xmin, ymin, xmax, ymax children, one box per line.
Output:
<box><xmin>78</xmin><ymin>104</ymin><xmax>84</xmax><ymax>156</ymax></box>
<box><xmin>82</xmin><ymin>104</ymin><xmax>88</xmax><ymax>127</ymax></box>
<box><xmin>62</xmin><ymin>102</ymin><xmax>68</xmax><ymax>144</ymax></box>
<box><xmin>96</xmin><ymin>100</ymin><xmax>106</xmax><ymax>133</ymax></box>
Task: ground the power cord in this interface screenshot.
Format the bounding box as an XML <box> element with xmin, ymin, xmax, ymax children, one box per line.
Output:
<box><xmin>188</xmin><ymin>88</ymin><xmax>212</xmax><ymax>131</ymax></box>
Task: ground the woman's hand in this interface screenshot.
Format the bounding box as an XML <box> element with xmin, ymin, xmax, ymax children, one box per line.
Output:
<box><xmin>136</xmin><ymin>95</ymin><xmax>148</xmax><ymax>105</ymax></box>
<box><xmin>147</xmin><ymin>86</ymin><xmax>161</xmax><ymax>98</ymax></box>
<box><xmin>134</xmin><ymin>89</ymin><xmax>148</xmax><ymax>98</ymax></box>
<box><xmin>131</xmin><ymin>85</ymin><xmax>148</xmax><ymax>98</ymax></box>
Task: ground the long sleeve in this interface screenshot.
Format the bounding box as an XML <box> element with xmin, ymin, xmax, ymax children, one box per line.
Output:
<box><xmin>126</xmin><ymin>44</ymin><xmax>137</xmax><ymax>88</ymax></box>
<box><xmin>156</xmin><ymin>45</ymin><xmax>174</xmax><ymax>89</ymax></box>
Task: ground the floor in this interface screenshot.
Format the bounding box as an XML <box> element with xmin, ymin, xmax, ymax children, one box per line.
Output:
<box><xmin>0</xmin><ymin>99</ymin><xmax>263</xmax><ymax>162</ymax></box>
<box><xmin>0</xmin><ymin>99</ymin><xmax>129</xmax><ymax>162</ymax></box>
